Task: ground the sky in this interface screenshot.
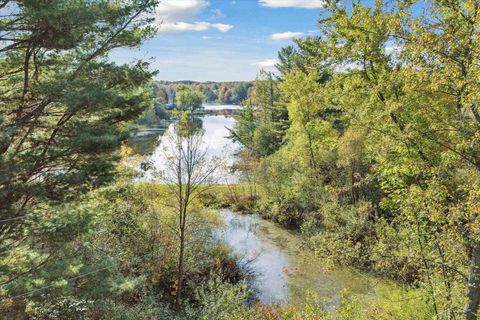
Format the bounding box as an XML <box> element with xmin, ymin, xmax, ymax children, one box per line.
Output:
<box><xmin>110</xmin><ymin>0</ymin><xmax>327</xmax><ymax>82</ymax></box>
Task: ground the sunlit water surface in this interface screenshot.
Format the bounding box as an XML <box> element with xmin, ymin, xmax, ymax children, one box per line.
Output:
<box><xmin>132</xmin><ymin>114</ymin><xmax>239</xmax><ymax>183</ymax></box>
<box><xmin>218</xmin><ymin>210</ymin><xmax>395</xmax><ymax>306</ymax></box>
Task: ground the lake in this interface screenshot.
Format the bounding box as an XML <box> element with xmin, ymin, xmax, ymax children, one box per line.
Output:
<box><xmin>129</xmin><ymin>112</ymin><xmax>240</xmax><ymax>183</ymax></box>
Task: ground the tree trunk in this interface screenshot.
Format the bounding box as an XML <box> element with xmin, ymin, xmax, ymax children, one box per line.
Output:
<box><xmin>176</xmin><ymin>229</ymin><xmax>185</xmax><ymax>309</ymax></box>
<box><xmin>466</xmin><ymin>242</ymin><xmax>480</xmax><ymax>320</ymax></box>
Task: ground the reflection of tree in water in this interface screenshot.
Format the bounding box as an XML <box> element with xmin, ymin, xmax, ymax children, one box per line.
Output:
<box><xmin>177</xmin><ymin>114</ymin><xmax>204</xmax><ymax>137</ymax></box>
<box><xmin>127</xmin><ymin>134</ymin><xmax>160</xmax><ymax>156</ymax></box>
<box><xmin>205</xmin><ymin>109</ymin><xmax>237</xmax><ymax>117</ymax></box>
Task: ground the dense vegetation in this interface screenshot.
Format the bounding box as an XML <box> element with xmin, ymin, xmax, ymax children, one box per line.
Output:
<box><xmin>230</xmin><ymin>0</ymin><xmax>480</xmax><ymax>319</ymax></box>
<box><xmin>1</xmin><ymin>0</ymin><xmax>479</xmax><ymax>319</ymax></box>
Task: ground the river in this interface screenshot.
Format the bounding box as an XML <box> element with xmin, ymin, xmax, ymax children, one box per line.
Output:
<box><xmin>218</xmin><ymin>210</ymin><xmax>396</xmax><ymax>306</ymax></box>
<box><xmin>128</xmin><ymin>109</ymin><xmax>396</xmax><ymax>306</ymax></box>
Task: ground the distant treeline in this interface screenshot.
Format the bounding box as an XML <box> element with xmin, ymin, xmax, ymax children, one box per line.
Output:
<box><xmin>153</xmin><ymin>80</ymin><xmax>254</xmax><ymax>105</ymax></box>
<box><xmin>137</xmin><ymin>81</ymin><xmax>253</xmax><ymax>127</ymax></box>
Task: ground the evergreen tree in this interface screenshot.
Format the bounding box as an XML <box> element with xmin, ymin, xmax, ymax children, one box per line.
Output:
<box><xmin>0</xmin><ymin>0</ymin><xmax>157</xmax><ymax>313</ymax></box>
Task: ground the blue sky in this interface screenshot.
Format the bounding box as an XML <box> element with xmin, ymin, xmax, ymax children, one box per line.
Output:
<box><xmin>111</xmin><ymin>0</ymin><xmax>326</xmax><ymax>82</ymax></box>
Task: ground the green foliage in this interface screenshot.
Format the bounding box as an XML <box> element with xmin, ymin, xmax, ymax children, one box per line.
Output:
<box><xmin>231</xmin><ymin>82</ymin><xmax>252</xmax><ymax>105</ymax></box>
<box><xmin>255</xmin><ymin>147</ymin><xmax>321</xmax><ymax>227</ymax></box>
<box><xmin>230</xmin><ymin>71</ymin><xmax>288</xmax><ymax>158</ymax></box>
<box><xmin>190</xmin><ymin>288</ymin><xmax>432</xmax><ymax>320</ymax></box>
<box><xmin>105</xmin><ymin>297</ymin><xmax>174</xmax><ymax>320</ymax></box>
<box><xmin>194</xmin><ymin>279</ymin><xmax>254</xmax><ymax>320</ymax></box>
<box><xmin>4</xmin><ymin>0</ymin><xmax>480</xmax><ymax>318</ymax></box>
<box><xmin>152</xmin><ymin>82</ymin><xmax>169</xmax><ymax>105</ymax></box>
<box><xmin>0</xmin><ymin>1</ymin><xmax>174</xmax><ymax>317</ymax></box>
<box><xmin>176</xmin><ymin>85</ymin><xmax>205</xmax><ymax>110</ymax></box>
<box><xmin>0</xmin><ymin>1</ymin><xmax>158</xmax><ymax>302</ymax></box>
<box><xmin>230</xmin><ymin>0</ymin><xmax>480</xmax><ymax>317</ymax></box>
<box><xmin>308</xmin><ymin>200</ymin><xmax>374</xmax><ymax>267</ymax></box>
<box><xmin>1</xmin><ymin>175</ymin><xmax>247</xmax><ymax>318</ymax></box>
<box><xmin>26</xmin><ymin>295</ymin><xmax>94</xmax><ymax>320</ymax></box>
<box><xmin>137</xmin><ymin>105</ymin><xmax>159</xmax><ymax>127</ymax></box>
<box><xmin>136</xmin><ymin>104</ymin><xmax>170</xmax><ymax>127</ymax></box>
<box><xmin>228</xmin><ymin>104</ymin><xmax>256</xmax><ymax>150</ymax></box>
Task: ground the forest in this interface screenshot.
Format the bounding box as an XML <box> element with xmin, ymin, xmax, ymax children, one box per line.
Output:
<box><xmin>1</xmin><ymin>0</ymin><xmax>480</xmax><ymax>319</ymax></box>
<box><xmin>153</xmin><ymin>81</ymin><xmax>254</xmax><ymax>105</ymax></box>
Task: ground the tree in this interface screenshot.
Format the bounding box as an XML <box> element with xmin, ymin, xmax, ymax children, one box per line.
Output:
<box><xmin>203</xmin><ymin>87</ymin><xmax>218</xmax><ymax>102</ymax></box>
<box><xmin>153</xmin><ymin>83</ymin><xmax>169</xmax><ymax>105</ymax></box>
<box><xmin>217</xmin><ymin>83</ymin><xmax>228</xmax><ymax>103</ymax></box>
<box><xmin>229</xmin><ymin>1</ymin><xmax>480</xmax><ymax>317</ymax></box>
<box><xmin>223</xmin><ymin>88</ymin><xmax>233</xmax><ymax>104</ymax></box>
<box><xmin>0</xmin><ymin>0</ymin><xmax>157</xmax><ymax>308</ymax></box>
<box><xmin>176</xmin><ymin>85</ymin><xmax>204</xmax><ymax>110</ymax></box>
<box><xmin>230</xmin><ymin>71</ymin><xmax>287</xmax><ymax>158</ymax></box>
<box><xmin>228</xmin><ymin>104</ymin><xmax>256</xmax><ymax>151</ymax></box>
<box><xmin>276</xmin><ymin>45</ymin><xmax>302</xmax><ymax>76</ymax></box>
<box><xmin>231</xmin><ymin>83</ymin><xmax>251</xmax><ymax>104</ymax></box>
<box><xmin>319</xmin><ymin>1</ymin><xmax>480</xmax><ymax>316</ymax></box>
<box><xmin>159</xmin><ymin>114</ymin><xmax>217</xmax><ymax>308</ymax></box>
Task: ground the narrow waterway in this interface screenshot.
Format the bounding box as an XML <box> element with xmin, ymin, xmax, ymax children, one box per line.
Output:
<box><xmin>218</xmin><ymin>210</ymin><xmax>394</xmax><ymax>306</ymax></box>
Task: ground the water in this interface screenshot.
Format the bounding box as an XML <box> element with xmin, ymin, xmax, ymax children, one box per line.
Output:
<box><xmin>218</xmin><ymin>210</ymin><xmax>393</xmax><ymax>306</ymax></box>
<box><xmin>219</xmin><ymin>211</ymin><xmax>290</xmax><ymax>303</ymax></box>
<box><xmin>128</xmin><ymin>105</ymin><xmax>241</xmax><ymax>157</ymax></box>
<box><xmin>204</xmin><ymin>104</ymin><xmax>242</xmax><ymax>111</ymax></box>
<box><xmin>131</xmin><ymin>114</ymin><xmax>240</xmax><ymax>183</ymax></box>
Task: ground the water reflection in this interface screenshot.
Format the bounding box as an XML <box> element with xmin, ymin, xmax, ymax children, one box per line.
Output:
<box><xmin>136</xmin><ymin>114</ymin><xmax>239</xmax><ymax>183</ymax></box>
<box><xmin>176</xmin><ymin>115</ymin><xmax>203</xmax><ymax>137</ymax></box>
<box><xmin>204</xmin><ymin>104</ymin><xmax>242</xmax><ymax>111</ymax></box>
<box><xmin>219</xmin><ymin>210</ymin><xmax>392</xmax><ymax>307</ymax></box>
<box><xmin>220</xmin><ymin>210</ymin><xmax>290</xmax><ymax>303</ymax></box>
<box><xmin>126</xmin><ymin>133</ymin><xmax>161</xmax><ymax>156</ymax></box>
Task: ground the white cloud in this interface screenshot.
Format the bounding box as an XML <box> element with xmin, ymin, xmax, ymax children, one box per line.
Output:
<box><xmin>270</xmin><ymin>31</ymin><xmax>304</xmax><ymax>40</ymax></box>
<box><xmin>155</xmin><ymin>0</ymin><xmax>209</xmax><ymax>22</ymax></box>
<box><xmin>159</xmin><ymin>22</ymin><xmax>233</xmax><ymax>33</ymax></box>
<box><xmin>256</xmin><ymin>59</ymin><xmax>278</xmax><ymax>67</ymax></box>
<box><xmin>259</xmin><ymin>0</ymin><xmax>325</xmax><ymax>8</ymax></box>
<box><xmin>154</xmin><ymin>0</ymin><xmax>232</xmax><ymax>34</ymax></box>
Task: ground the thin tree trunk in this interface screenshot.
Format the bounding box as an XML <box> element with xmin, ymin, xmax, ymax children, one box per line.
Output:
<box><xmin>435</xmin><ymin>237</ymin><xmax>456</xmax><ymax>320</ymax></box>
<box><xmin>416</xmin><ymin>221</ymin><xmax>439</xmax><ymax>318</ymax></box>
<box><xmin>466</xmin><ymin>242</ymin><xmax>480</xmax><ymax>320</ymax></box>
<box><xmin>166</xmin><ymin>119</ymin><xmax>215</xmax><ymax>311</ymax></box>
<box><xmin>176</xmin><ymin>227</ymin><xmax>185</xmax><ymax>309</ymax></box>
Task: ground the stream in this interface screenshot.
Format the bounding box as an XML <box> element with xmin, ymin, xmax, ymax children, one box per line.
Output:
<box><xmin>218</xmin><ymin>210</ymin><xmax>390</xmax><ymax>306</ymax></box>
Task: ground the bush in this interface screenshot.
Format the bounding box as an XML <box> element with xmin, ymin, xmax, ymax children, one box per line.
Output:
<box><xmin>194</xmin><ymin>279</ymin><xmax>254</xmax><ymax>320</ymax></box>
